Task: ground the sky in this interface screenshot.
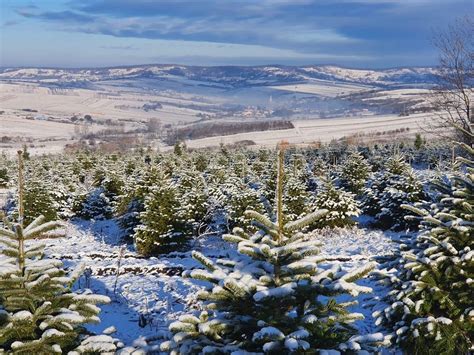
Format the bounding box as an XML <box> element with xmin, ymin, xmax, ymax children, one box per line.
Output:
<box><xmin>1</xmin><ymin>0</ymin><xmax>472</xmax><ymax>69</ymax></box>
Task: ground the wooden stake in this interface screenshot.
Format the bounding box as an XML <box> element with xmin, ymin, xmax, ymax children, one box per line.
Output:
<box><xmin>17</xmin><ymin>150</ymin><xmax>25</xmax><ymax>272</ymax></box>
<box><xmin>17</xmin><ymin>150</ymin><xmax>24</xmax><ymax>226</ymax></box>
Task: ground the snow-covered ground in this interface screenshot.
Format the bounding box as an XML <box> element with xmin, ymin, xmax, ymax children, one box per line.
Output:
<box><xmin>38</xmin><ymin>219</ymin><xmax>401</xmax><ymax>349</ymax></box>
<box><xmin>270</xmin><ymin>80</ymin><xmax>372</xmax><ymax>98</ymax></box>
<box><xmin>185</xmin><ymin>112</ymin><xmax>437</xmax><ymax>148</ymax></box>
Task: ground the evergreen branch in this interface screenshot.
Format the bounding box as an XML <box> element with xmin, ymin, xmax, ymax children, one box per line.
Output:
<box><xmin>244</xmin><ymin>210</ymin><xmax>278</xmax><ymax>232</ymax></box>
<box><xmin>284</xmin><ymin>209</ymin><xmax>329</xmax><ymax>232</ymax></box>
<box><xmin>23</xmin><ymin>221</ymin><xmax>64</xmax><ymax>240</ymax></box>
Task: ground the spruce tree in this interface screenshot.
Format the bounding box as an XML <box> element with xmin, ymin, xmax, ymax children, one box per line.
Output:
<box><xmin>339</xmin><ymin>151</ymin><xmax>371</xmax><ymax>195</ymax></box>
<box><xmin>175</xmin><ymin>170</ymin><xmax>210</xmax><ymax>236</ymax></box>
<box><xmin>161</xmin><ymin>147</ymin><xmax>384</xmax><ymax>354</ymax></box>
<box><xmin>23</xmin><ymin>177</ymin><xmax>58</xmax><ymax>225</ymax></box>
<box><xmin>282</xmin><ymin>173</ymin><xmax>311</xmax><ymax>223</ymax></box>
<box><xmin>0</xmin><ymin>166</ymin><xmax>8</xmax><ymax>188</ymax></box>
<box><xmin>312</xmin><ymin>179</ymin><xmax>360</xmax><ymax>229</ymax></box>
<box><xmin>375</xmin><ymin>168</ymin><xmax>426</xmax><ymax>230</ymax></box>
<box><xmin>133</xmin><ymin>178</ymin><xmax>186</xmax><ymax>256</ymax></box>
<box><xmin>414</xmin><ymin>133</ymin><xmax>424</xmax><ymax>150</ymax></box>
<box><xmin>362</xmin><ymin>154</ymin><xmax>426</xmax><ymax>230</ymax></box>
<box><xmin>78</xmin><ymin>187</ymin><xmax>113</xmax><ymax>220</ymax></box>
<box><xmin>373</xmin><ymin>141</ymin><xmax>474</xmax><ymax>354</ymax></box>
<box><xmin>115</xmin><ymin>167</ymin><xmax>160</xmax><ymax>241</ymax></box>
<box><xmin>0</xmin><ymin>151</ymin><xmax>110</xmax><ymax>353</ymax></box>
<box><xmin>311</xmin><ymin>157</ymin><xmax>328</xmax><ymax>178</ymax></box>
<box><xmin>222</xmin><ymin>175</ymin><xmax>265</xmax><ymax>232</ymax></box>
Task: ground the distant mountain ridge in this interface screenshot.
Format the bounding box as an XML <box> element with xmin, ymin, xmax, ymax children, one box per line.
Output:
<box><xmin>0</xmin><ymin>64</ymin><xmax>438</xmax><ymax>88</ymax></box>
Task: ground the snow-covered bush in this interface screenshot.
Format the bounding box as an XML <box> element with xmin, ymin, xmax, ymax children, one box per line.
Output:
<box><xmin>375</xmin><ymin>168</ymin><xmax>426</xmax><ymax>230</ymax></box>
<box><xmin>0</xmin><ymin>167</ymin><xmax>8</xmax><ymax>188</ymax></box>
<box><xmin>175</xmin><ymin>170</ymin><xmax>210</xmax><ymax>235</ymax></box>
<box><xmin>373</xmin><ymin>142</ymin><xmax>474</xmax><ymax>353</ymax></box>
<box><xmin>221</xmin><ymin>175</ymin><xmax>265</xmax><ymax>232</ymax></box>
<box><xmin>282</xmin><ymin>172</ymin><xmax>312</xmax><ymax>223</ymax></box>
<box><xmin>312</xmin><ymin>156</ymin><xmax>329</xmax><ymax>177</ymax></box>
<box><xmin>312</xmin><ymin>179</ymin><xmax>360</xmax><ymax>228</ymax></box>
<box><xmin>115</xmin><ymin>167</ymin><xmax>161</xmax><ymax>241</ymax></box>
<box><xmin>362</xmin><ymin>155</ymin><xmax>426</xmax><ymax>230</ymax></box>
<box><xmin>133</xmin><ymin>180</ymin><xmax>186</xmax><ymax>256</ymax></box>
<box><xmin>339</xmin><ymin>151</ymin><xmax>371</xmax><ymax>194</ymax></box>
<box><xmin>78</xmin><ymin>187</ymin><xmax>114</xmax><ymax>220</ymax></box>
<box><xmin>23</xmin><ymin>178</ymin><xmax>58</xmax><ymax>225</ymax></box>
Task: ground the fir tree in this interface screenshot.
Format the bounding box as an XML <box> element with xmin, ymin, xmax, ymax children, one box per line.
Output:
<box><xmin>282</xmin><ymin>172</ymin><xmax>311</xmax><ymax>223</ymax></box>
<box><xmin>78</xmin><ymin>187</ymin><xmax>113</xmax><ymax>220</ymax></box>
<box><xmin>311</xmin><ymin>157</ymin><xmax>328</xmax><ymax>178</ymax></box>
<box><xmin>222</xmin><ymin>175</ymin><xmax>265</xmax><ymax>232</ymax></box>
<box><xmin>375</xmin><ymin>168</ymin><xmax>426</xmax><ymax>230</ymax></box>
<box><xmin>23</xmin><ymin>177</ymin><xmax>58</xmax><ymax>225</ymax></box>
<box><xmin>414</xmin><ymin>133</ymin><xmax>424</xmax><ymax>150</ymax></box>
<box><xmin>312</xmin><ymin>179</ymin><xmax>360</xmax><ymax>229</ymax></box>
<box><xmin>0</xmin><ymin>167</ymin><xmax>8</xmax><ymax>188</ymax></box>
<box><xmin>373</xmin><ymin>141</ymin><xmax>474</xmax><ymax>354</ymax></box>
<box><xmin>133</xmin><ymin>179</ymin><xmax>186</xmax><ymax>256</ymax></box>
<box><xmin>115</xmin><ymin>167</ymin><xmax>160</xmax><ymax>241</ymax></box>
<box><xmin>0</xmin><ymin>151</ymin><xmax>111</xmax><ymax>353</ymax></box>
<box><xmin>161</xmin><ymin>148</ymin><xmax>384</xmax><ymax>354</ymax></box>
<box><xmin>193</xmin><ymin>152</ymin><xmax>209</xmax><ymax>172</ymax></box>
<box><xmin>362</xmin><ymin>154</ymin><xmax>426</xmax><ymax>230</ymax></box>
<box><xmin>339</xmin><ymin>151</ymin><xmax>371</xmax><ymax>195</ymax></box>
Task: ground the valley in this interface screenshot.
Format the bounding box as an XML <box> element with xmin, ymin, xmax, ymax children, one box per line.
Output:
<box><xmin>0</xmin><ymin>65</ymin><xmax>437</xmax><ymax>155</ymax></box>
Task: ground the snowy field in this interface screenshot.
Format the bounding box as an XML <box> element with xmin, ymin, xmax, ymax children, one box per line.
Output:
<box><xmin>0</xmin><ymin>74</ymin><xmax>437</xmax><ymax>155</ymax></box>
<box><xmin>0</xmin><ymin>82</ymin><xmax>211</xmax><ymax>125</ymax></box>
<box><xmin>270</xmin><ymin>80</ymin><xmax>372</xmax><ymax>97</ymax></box>
<box><xmin>35</xmin><ymin>218</ymin><xmax>401</xmax><ymax>350</ymax></box>
<box><xmin>185</xmin><ymin>112</ymin><xmax>436</xmax><ymax>148</ymax></box>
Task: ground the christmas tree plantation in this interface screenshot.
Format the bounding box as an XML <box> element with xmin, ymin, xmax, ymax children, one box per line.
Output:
<box><xmin>0</xmin><ymin>152</ymin><xmax>112</xmax><ymax>354</ymax></box>
<box><xmin>161</xmin><ymin>148</ymin><xmax>386</xmax><ymax>354</ymax></box>
<box><xmin>373</xmin><ymin>141</ymin><xmax>474</xmax><ymax>354</ymax></box>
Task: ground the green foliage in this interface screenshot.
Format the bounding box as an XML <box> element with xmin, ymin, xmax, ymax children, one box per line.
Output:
<box><xmin>222</xmin><ymin>175</ymin><xmax>265</xmax><ymax>232</ymax></box>
<box><xmin>162</xmin><ymin>149</ymin><xmax>381</xmax><ymax>354</ymax></box>
<box><xmin>174</xmin><ymin>141</ymin><xmax>186</xmax><ymax>156</ymax></box>
<box><xmin>23</xmin><ymin>179</ymin><xmax>58</xmax><ymax>225</ymax></box>
<box><xmin>312</xmin><ymin>179</ymin><xmax>360</xmax><ymax>228</ymax></box>
<box><xmin>311</xmin><ymin>157</ymin><xmax>328</xmax><ymax>177</ymax></box>
<box><xmin>133</xmin><ymin>179</ymin><xmax>186</xmax><ymax>256</ymax></box>
<box><xmin>362</xmin><ymin>154</ymin><xmax>426</xmax><ymax>230</ymax></box>
<box><xmin>193</xmin><ymin>152</ymin><xmax>209</xmax><ymax>172</ymax></box>
<box><xmin>373</xmin><ymin>141</ymin><xmax>474</xmax><ymax>353</ymax></box>
<box><xmin>339</xmin><ymin>151</ymin><xmax>371</xmax><ymax>194</ymax></box>
<box><xmin>0</xmin><ymin>167</ymin><xmax>8</xmax><ymax>188</ymax></box>
<box><xmin>414</xmin><ymin>133</ymin><xmax>424</xmax><ymax>150</ymax></box>
<box><xmin>175</xmin><ymin>170</ymin><xmax>210</xmax><ymax>235</ymax></box>
<box><xmin>0</xmin><ymin>153</ymin><xmax>110</xmax><ymax>353</ymax></box>
<box><xmin>115</xmin><ymin>167</ymin><xmax>161</xmax><ymax>239</ymax></box>
<box><xmin>282</xmin><ymin>172</ymin><xmax>311</xmax><ymax>223</ymax></box>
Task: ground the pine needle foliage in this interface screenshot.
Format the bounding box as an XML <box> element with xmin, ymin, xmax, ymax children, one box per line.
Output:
<box><xmin>312</xmin><ymin>179</ymin><xmax>360</xmax><ymax>229</ymax></box>
<box><xmin>339</xmin><ymin>151</ymin><xmax>371</xmax><ymax>195</ymax></box>
<box><xmin>161</xmin><ymin>147</ymin><xmax>381</xmax><ymax>354</ymax></box>
<box><xmin>0</xmin><ymin>151</ymin><xmax>110</xmax><ymax>354</ymax></box>
<box><xmin>362</xmin><ymin>154</ymin><xmax>426</xmax><ymax>230</ymax></box>
<box><xmin>373</xmin><ymin>141</ymin><xmax>474</xmax><ymax>354</ymax></box>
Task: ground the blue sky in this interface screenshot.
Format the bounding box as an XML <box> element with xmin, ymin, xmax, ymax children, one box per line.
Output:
<box><xmin>1</xmin><ymin>0</ymin><xmax>472</xmax><ymax>68</ymax></box>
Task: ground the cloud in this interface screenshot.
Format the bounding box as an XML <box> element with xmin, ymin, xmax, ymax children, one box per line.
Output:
<box><xmin>2</xmin><ymin>20</ymin><xmax>20</xmax><ymax>27</ymax></box>
<box><xmin>30</xmin><ymin>10</ymin><xmax>96</xmax><ymax>23</ymax></box>
<box><xmin>10</xmin><ymin>0</ymin><xmax>472</xmax><ymax>67</ymax></box>
<box><xmin>15</xmin><ymin>6</ymin><xmax>359</xmax><ymax>53</ymax></box>
<box><xmin>100</xmin><ymin>44</ymin><xmax>137</xmax><ymax>50</ymax></box>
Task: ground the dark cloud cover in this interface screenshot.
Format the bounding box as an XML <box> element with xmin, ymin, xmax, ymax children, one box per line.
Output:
<box><xmin>6</xmin><ymin>0</ymin><xmax>474</xmax><ymax>67</ymax></box>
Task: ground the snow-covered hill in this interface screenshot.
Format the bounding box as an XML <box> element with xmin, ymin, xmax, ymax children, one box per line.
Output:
<box><xmin>0</xmin><ymin>64</ymin><xmax>438</xmax><ymax>88</ymax></box>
